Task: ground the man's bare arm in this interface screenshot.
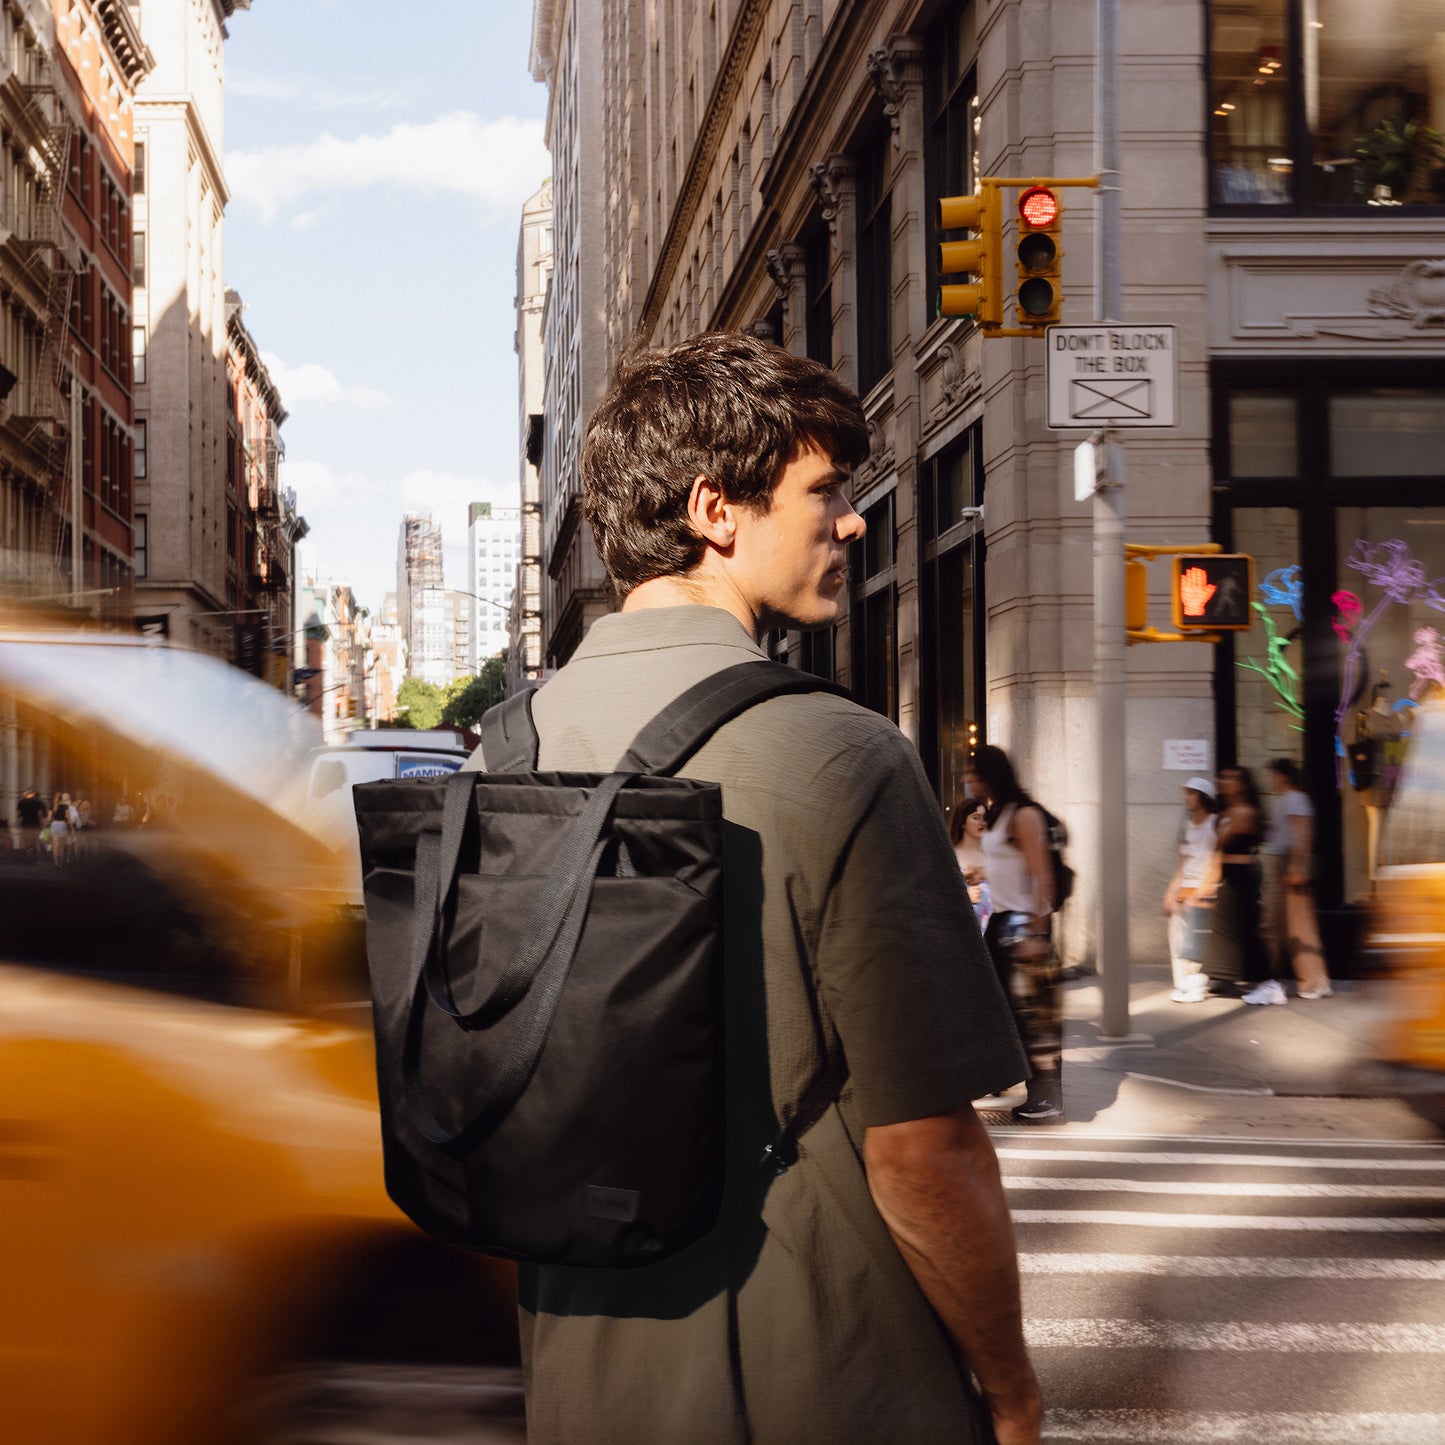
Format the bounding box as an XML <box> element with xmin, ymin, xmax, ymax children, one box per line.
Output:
<box><xmin>865</xmin><ymin>1104</ymin><xmax>1042</xmax><ymax>1445</ymax></box>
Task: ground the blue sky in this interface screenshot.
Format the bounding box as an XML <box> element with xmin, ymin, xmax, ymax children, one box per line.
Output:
<box><xmin>221</xmin><ymin>0</ymin><xmax>549</xmax><ymax>615</ymax></box>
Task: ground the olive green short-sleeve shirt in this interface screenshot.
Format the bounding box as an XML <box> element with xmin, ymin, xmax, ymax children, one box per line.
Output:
<box><xmin>467</xmin><ymin>606</ymin><xmax>1025</xmax><ymax>1445</ymax></box>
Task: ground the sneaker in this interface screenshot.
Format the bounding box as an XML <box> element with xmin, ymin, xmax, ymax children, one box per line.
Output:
<box><xmin>1011</xmin><ymin>1095</ymin><xmax>1065</xmax><ymax>1124</ymax></box>
<box><xmin>1171</xmin><ymin>985</ymin><xmax>1210</xmax><ymax>1003</ymax></box>
<box><xmin>1296</xmin><ymin>984</ymin><xmax>1335</xmax><ymax>1000</ymax></box>
<box><xmin>1242</xmin><ymin>979</ymin><xmax>1287</xmax><ymax>1006</ymax></box>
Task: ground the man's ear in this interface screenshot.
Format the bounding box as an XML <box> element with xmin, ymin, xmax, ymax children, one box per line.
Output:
<box><xmin>686</xmin><ymin>473</ymin><xmax>736</xmax><ymax>550</ymax></box>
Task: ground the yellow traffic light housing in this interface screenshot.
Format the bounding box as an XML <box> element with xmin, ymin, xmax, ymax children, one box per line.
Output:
<box><xmin>1125</xmin><ymin>559</ymin><xmax>1148</xmax><ymax>632</ymax></box>
<box><xmin>1171</xmin><ymin>554</ymin><xmax>1254</xmax><ymax>631</ymax></box>
<box><xmin>937</xmin><ymin>188</ymin><xmax>1002</xmax><ymax>327</ymax></box>
<box><xmin>1014</xmin><ymin>186</ymin><xmax>1063</xmax><ymax>326</ymax></box>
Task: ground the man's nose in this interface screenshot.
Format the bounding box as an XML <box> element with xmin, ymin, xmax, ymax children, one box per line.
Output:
<box><xmin>837</xmin><ymin>501</ymin><xmax>866</xmax><ymax>542</ymax></box>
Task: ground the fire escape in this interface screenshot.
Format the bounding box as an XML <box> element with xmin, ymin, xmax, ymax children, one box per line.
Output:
<box><xmin>9</xmin><ymin>73</ymin><xmax>79</xmax><ymax>575</ymax></box>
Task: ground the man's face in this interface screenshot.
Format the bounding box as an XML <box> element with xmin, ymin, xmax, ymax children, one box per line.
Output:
<box><xmin>728</xmin><ymin>445</ymin><xmax>866</xmax><ymax>631</ymax></box>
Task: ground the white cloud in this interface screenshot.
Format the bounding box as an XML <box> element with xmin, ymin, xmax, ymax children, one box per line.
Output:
<box><xmin>227</xmin><ymin>72</ymin><xmax>409</xmax><ymax>112</ymax></box>
<box><xmin>227</xmin><ymin>111</ymin><xmax>548</xmax><ymax>222</ymax></box>
<box><xmin>283</xmin><ymin>459</ymin><xmax>381</xmax><ymax>508</ymax></box>
<box><xmin>261</xmin><ymin>352</ymin><xmax>391</xmax><ymax>410</ymax></box>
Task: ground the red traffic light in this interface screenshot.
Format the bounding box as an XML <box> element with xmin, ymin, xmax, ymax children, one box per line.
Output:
<box><xmin>1018</xmin><ymin>186</ymin><xmax>1060</xmax><ymax>229</ymax></box>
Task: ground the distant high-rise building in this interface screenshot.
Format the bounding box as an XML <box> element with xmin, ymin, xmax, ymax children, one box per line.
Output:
<box><xmin>467</xmin><ymin>501</ymin><xmax>519</xmax><ymax>671</ymax></box>
<box><xmin>396</xmin><ymin>513</ymin><xmax>448</xmax><ymax>687</ymax></box>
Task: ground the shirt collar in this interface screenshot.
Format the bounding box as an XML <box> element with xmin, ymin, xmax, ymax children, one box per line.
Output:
<box><xmin>571</xmin><ymin>605</ymin><xmax>768</xmax><ymax>661</ymax></box>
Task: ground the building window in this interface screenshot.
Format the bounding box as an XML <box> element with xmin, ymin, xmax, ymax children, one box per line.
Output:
<box><xmin>134</xmin><ymin>513</ymin><xmax>147</xmax><ymax>578</ymax></box>
<box><xmin>133</xmin><ymin>232</ymin><xmax>145</xmax><ymax>288</ymax></box>
<box><xmin>855</xmin><ymin>127</ymin><xmax>893</xmax><ymax>397</ymax></box>
<box><xmin>132</xmin><ymin>326</ymin><xmax>146</xmax><ymax>384</ymax></box>
<box><xmin>134</xmin><ymin>418</ymin><xmax>146</xmax><ymax>479</ymax></box>
<box><xmin>918</xmin><ymin>427</ymin><xmax>986</xmax><ymax>805</ymax></box>
<box><xmin>849</xmin><ymin>491</ymin><xmax>898</xmax><ymax>720</ymax></box>
<box><xmin>1209</xmin><ymin>1</ymin><xmax>1445</xmax><ymax>209</ymax></box>
<box><xmin>804</xmin><ymin>216</ymin><xmax>832</xmax><ymax>366</ymax></box>
<box><xmin>133</xmin><ymin>141</ymin><xmax>145</xmax><ymax>196</ymax></box>
<box><xmin>925</xmin><ymin>5</ymin><xmax>980</xmax><ymax>324</ymax></box>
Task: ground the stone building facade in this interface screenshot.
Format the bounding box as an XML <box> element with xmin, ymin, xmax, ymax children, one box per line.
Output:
<box><xmin>535</xmin><ymin>0</ymin><xmax>1445</xmax><ymax>965</ymax></box>
<box><xmin>129</xmin><ymin>0</ymin><xmax>251</xmax><ymax>654</ymax></box>
<box><xmin>507</xmin><ymin>177</ymin><xmax>550</xmax><ymax>693</ymax></box>
<box><xmin>529</xmin><ymin>0</ymin><xmax>613</xmax><ymax>667</ymax></box>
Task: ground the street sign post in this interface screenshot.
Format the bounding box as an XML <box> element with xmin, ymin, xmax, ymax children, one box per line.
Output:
<box><xmin>1046</xmin><ymin>323</ymin><xmax>1177</xmax><ymax>429</ymax></box>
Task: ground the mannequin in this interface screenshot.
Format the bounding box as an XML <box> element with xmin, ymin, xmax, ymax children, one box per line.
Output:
<box><xmin>1351</xmin><ymin>675</ymin><xmax>1401</xmax><ymax>885</ymax></box>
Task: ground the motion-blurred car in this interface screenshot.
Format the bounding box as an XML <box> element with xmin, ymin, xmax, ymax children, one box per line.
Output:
<box><xmin>1368</xmin><ymin>694</ymin><xmax>1445</xmax><ymax>1131</ymax></box>
<box><xmin>0</xmin><ymin>630</ymin><xmax>520</xmax><ymax>1445</ymax></box>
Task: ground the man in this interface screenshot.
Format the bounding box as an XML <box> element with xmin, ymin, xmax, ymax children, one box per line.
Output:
<box><xmin>472</xmin><ymin>333</ymin><xmax>1039</xmax><ymax>1444</ymax></box>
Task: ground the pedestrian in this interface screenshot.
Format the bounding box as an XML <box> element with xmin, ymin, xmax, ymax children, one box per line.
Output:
<box><xmin>1199</xmin><ymin>765</ymin><xmax>1276</xmax><ymax>1001</ymax></box>
<box><xmin>15</xmin><ymin>787</ymin><xmax>47</xmax><ymax>860</ymax></box>
<box><xmin>466</xmin><ymin>332</ymin><xmax>1040</xmax><ymax>1445</ymax></box>
<box><xmin>1162</xmin><ymin>777</ymin><xmax>1218</xmax><ymax>1003</ymax></box>
<box><xmin>965</xmin><ymin>744</ymin><xmax>1065</xmax><ymax>1124</ymax></box>
<box><xmin>1264</xmin><ymin>759</ymin><xmax>1333</xmax><ymax>999</ymax></box>
<box><xmin>950</xmin><ymin>795</ymin><xmax>992</xmax><ymax>932</ymax></box>
<box><xmin>48</xmin><ymin>792</ymin><xmax>75</xmax><ymax>868</ymax></box>
<box><xmin>111</xmin><ymin>795</ymin><xmax>134</xmax><ymax>828</ymax></box>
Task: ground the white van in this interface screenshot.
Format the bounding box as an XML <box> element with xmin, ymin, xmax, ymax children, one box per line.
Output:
<box><xmin>304</xmin><ymin>730</ymin><xmax>473</xmax><ymax>886</ymax></box>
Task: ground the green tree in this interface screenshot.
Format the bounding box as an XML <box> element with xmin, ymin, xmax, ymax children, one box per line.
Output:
<box><xmin>442</xmin><ymin>653</ymin><xmax>507</xmax><ymax>730</ymax></box>
<box><xmin>394</xmin><ymin>676</ymin><xmax>445</xmax><ymax>730</ymax></box>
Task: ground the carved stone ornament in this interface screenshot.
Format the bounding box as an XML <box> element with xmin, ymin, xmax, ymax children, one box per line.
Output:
<box><xmin>867</xmin><ymin>47</ymin><xmax>906</xmax><ymax>149</ymax></box>
<box><xmin>1367</xmin><ymin>260</ymin><xmax>1445</xmax><ymax>327</ymax></box>
<box><xmin>764</xmin><ymin>248</ymin><xmax>791</xmax><ymax>300</ymax></box>
<box><xmin>808</xmin><ymin>156</ymin><xmax>852</xmax><ymax>240</ymax></box>
<box><xmin>937</xmin><ymin>343</ymin><xmax>966</xmax><ymax>407</ymax></box>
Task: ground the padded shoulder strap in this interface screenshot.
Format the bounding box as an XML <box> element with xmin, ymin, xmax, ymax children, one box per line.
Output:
<box><xmin>479</xmin><ymin>688</ymin><xmax>540</xmax><ymax>773</ymax></box>
<box><xmin>619</xmin><ymin>660</ymin><xmax>853</xmax><ymax>777</ymax></box>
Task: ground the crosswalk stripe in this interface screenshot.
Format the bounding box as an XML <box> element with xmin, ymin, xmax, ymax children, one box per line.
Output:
<box><xmin>1041</xmin><ymin>1410</ymin><xmax>1445</xmax><ymax>1443</ymax></box>
<box><xmin>1026</xmin><ymin>1318</ymin><xmax>1445</xmax><ymax>1352</ymax></box>
<box><xmin>1006</xmin><ymin>1175</ymin><xmax>1445</xmax><ymax>1200</ymax></box>
<box><xmin>1017</xmin><ymin>1252</ymin><xmax>1445</xmax><ymax>1280</ymax></box>
<box><xmin>1010</xmin><ymin>1210</ymin><xmax>1445</xmax><ymax>1231</ymax></box>
<box><xmin>997</xmin><ymin>1148</ymin><xmax>1445</xmax><ymax>1172</ymax></box>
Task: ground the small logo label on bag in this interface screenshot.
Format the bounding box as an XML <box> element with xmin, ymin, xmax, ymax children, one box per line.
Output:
<box><xmin>586</xmin><ymin>1185</ymin><xmax>641</xmax><ymax>1223</ymax></box>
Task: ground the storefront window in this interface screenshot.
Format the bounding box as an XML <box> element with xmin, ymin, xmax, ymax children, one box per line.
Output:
<box><xmin>1229</xmin><ymin>391</ymin><xmax>1297</xmax><ymax>476</ymax></box>
<box><xmin>1231</xmin><ymin>509</ymin><xmax>1305</xmax><ymax>776</ymax></box>
<box><xmin>1210</xmin><ymin>1</ymin><xmax>1445</xmax><ymax>209</ymax></box>
<box><xmin>1330</xmin><ymin>390</ymin><xmax>1445</xmax><ymax>475</ymax></box>
<box><xmin>1334</xmin><ymin>508</ymin><xmax>1445</xmax><ymax>895</ymax></box>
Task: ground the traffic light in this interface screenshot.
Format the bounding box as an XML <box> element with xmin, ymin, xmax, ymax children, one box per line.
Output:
<box><xmin>937</xmin><ymin>187</ymin><xmax>1002</xmax><ymax>327</ymax></box>
<box><xmin>1171</xmin><ymin>554</ymin><xmax>1254</xmax><ymax>631</ymax></box>
<box><xmin>1014</xmin><ymin>185</ymin><xmax>1063</xmax><ymax>326</ymax></box>
<box><xmin>1126</xmin><ymin>559</ymin><xmax>1148</xmax><ymax>632</ymax></box>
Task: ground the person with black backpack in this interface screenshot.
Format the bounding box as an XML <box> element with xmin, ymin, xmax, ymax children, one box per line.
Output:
<box><xmin>966</xmin><ymin>745</ymin><xmax>1067</xmax><ymax>1124</ymax></box>
<box><xmin>435</xmin><ymin>333</ymin><xmax>1039</xmax><ymax>1445</ymax></box>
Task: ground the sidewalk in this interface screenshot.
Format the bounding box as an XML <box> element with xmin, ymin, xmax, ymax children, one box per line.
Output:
<box><xmin>977</xmin><ymin>962</ymin><xmax>1443</xmax><ymax>1141</ymax></box>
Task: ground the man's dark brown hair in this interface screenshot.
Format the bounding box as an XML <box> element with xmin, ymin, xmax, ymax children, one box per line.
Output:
<box><xmin>581</xmin><ymin>331</ymin><xmax>869</xmax><ymax>593</ymax></box>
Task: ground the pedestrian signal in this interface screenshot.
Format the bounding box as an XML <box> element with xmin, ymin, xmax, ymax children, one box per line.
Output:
<box><xmin>1015</xmin><ymin>186</ymin><xmax>1063</xmax><ymax>325</ymax></box>
<box><xmin>1171</xmin><ymin>554</ymin><xmax>1253</xmax><ymax>631</ymax></box>
<box><xmin>937</xmin><ymin>188</ymin><xmax>1002</xmax><ymax>327</ymax></box>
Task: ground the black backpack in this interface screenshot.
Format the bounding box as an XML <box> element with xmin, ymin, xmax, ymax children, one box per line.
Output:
<box><xmin>352</xmin><ymin>661</ymin><xmax>849</xmax><ymax>1269</ymax></box>
<box><xmin>1008</xmin><ymin>800</ymin><xmax>1075</xmax><ymax>911</ymax></box>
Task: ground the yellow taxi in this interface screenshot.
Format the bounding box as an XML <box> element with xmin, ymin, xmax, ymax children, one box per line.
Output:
<box><xmin>1369</xmin><ymin>693</ymin><xmax>1445</xmax><ymax>1131</ymax></box>
<box><xmin>0</xmin><ymin>631</ymin><xmax>520</xmax><ymax>1444</ymax></box>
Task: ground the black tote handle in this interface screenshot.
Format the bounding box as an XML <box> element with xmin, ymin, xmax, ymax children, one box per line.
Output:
<box><xmin>402</xmin><ymin>770</ymin><xmax>632</xmax><ymax>1151</ymax></box>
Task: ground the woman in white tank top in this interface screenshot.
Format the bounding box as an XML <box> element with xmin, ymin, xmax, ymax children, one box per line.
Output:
<box><xmin>965</xmin><ymin>746</ymin><xmax>1063</xmax><ymax>1124</ymax></box>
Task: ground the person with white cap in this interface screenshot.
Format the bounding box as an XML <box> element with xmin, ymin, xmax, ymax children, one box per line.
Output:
<box><xmin>1162</xmin><ymin>777</ymin><xmax>1219</xmax><ymax>1002</ymax></box>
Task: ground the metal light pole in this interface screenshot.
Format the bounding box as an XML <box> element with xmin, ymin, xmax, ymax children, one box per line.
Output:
<box><xmin>1094</xmin><ymin>0</ymin><xmax>1131</xmax><ymax>1039</ymax></box>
